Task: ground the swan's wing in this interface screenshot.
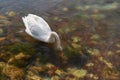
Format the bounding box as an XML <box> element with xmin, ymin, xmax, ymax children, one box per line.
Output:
<box><xmin>22</xmin><ymin>17</ymin><xmax>32</xmax><ymax>35</ymax></box>
<box><xmin>26</xmin><ymin>15</ymin><xmax>51</xmax><ymax>33</ymax></box>
<box><xmin>24</xmin><ymin>16</ymin><xmax>51</xmax><ymax>42</ymax></box>
<box><xmin>30</xmin><ymin>25</ymin><xmax>51</xmax><ymax>42</ymax></box>
<box><xmin>28</xmin><ymin>14</ymin><xmax>51</xmax><ymax>32</ymax></box>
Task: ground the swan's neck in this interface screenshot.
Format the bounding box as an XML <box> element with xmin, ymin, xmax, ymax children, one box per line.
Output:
<box><xmin>50</xmin><ymin>32</ymin><xmax>62</xmax><ymax>50</ymax></box>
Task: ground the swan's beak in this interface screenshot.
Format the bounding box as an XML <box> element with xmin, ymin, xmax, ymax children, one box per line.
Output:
<box><xmin>57</xmin><ymin>46</ymin><xmax>63</xmax><ymax>51</ymax></box>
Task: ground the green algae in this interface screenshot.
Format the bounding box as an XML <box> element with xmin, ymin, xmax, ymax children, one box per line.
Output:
<box><xmin>6</xmin><ymin>42</ymin><xmax>35</xmax><ymax>55</ymax></box>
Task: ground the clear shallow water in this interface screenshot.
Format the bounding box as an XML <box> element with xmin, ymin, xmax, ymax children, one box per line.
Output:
<box><xmin>0</xmin><ymin>0</ymin><xmax>120</xmax><ymax>80</ymax></box>
<box><xmin>0</xmin><ymin>0</ymin><xmax>120</xmax><ymax>14</ymax></box>
<box><xmin>0</xmin><ymin>0</ymin><xmax>63</xmax><ymax>14</ymax></box>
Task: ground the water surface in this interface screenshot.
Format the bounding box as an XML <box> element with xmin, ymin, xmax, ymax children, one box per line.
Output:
<box><xmin>0</xmin><ymin>0</ymin><xmax>120</xmax><ymax>80</ymax></box>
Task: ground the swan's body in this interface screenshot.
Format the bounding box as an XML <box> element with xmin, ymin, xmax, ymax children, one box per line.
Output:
<box><xmin>22</xmin><ymin>14</ymin><xmax>62</xmax><ymax>50</ymax></box>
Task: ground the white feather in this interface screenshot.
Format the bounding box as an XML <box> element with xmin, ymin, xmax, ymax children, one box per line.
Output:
<box><xmin>22</xmin><ymin>14</ymin><xmax>62</xmax><ymax>50</ymax></box>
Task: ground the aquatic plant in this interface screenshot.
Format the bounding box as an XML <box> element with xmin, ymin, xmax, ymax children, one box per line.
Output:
<box><xmin>6</xmin><ymin>42</ymin><xmax>35</xmax><ymax>55</ymax></box>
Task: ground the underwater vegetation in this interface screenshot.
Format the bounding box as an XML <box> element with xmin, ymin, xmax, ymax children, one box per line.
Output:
<box><xmin>0</xmin><ymin>0</ymin><xmax>120</xmax><ymax>79</ymax></box>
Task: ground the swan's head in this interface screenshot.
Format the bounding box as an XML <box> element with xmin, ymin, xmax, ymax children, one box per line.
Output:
<box><xmin>56</xmin><ymin>44</ymin><xmax>63</xmax><ymax>51</ymax></box>
<box><xmin>50</xmin><ymin>32</ymin><xmax>63</xmax><ymax>51</ymax></box>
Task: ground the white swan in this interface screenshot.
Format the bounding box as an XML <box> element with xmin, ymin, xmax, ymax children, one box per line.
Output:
<box><xmin>22</xmin><ymin>14</ymin><xmax>62</xmax><ymax>50</ymax></box>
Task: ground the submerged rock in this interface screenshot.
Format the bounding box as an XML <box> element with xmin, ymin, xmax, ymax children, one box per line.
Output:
<box><xmin>8</xmin><ymin>52</ymin><xmax>30</xmax><ymax>67</ymax></box>
<box><xmin>0</xmin><ymin>15</ymin><xmax>11</xmax><ymax>27</ymax></box>
<box><xmin>67</xmin><ymin>68</ymin><xmax>87</xmax><ymax>78</ymax></box>
<box><xmin>3</xmin><ymin>65</ymin><xmax>24</xmax><ymax>80</ymax></box>
<box><xmin>0</xmin><ymin>37</ymin><xmax>6</xmax><ymax>42</ymax></box>
<box><xmin>0</xmin><ymin>62</ymin><xmax>6</xmax><ymax>68</ymax></box>
<box><xmin>63</xmin><ymin>7</ymin><xmax>69</xmax><ymax>11</ymax></box>
<box><xmin>0</xmin><ymin>27</ymin><xmax>7</xmax><ymax>37</ymax></box>
<box><xmin>7</xmin><ymin>11</ymin><xmax>16</xmax><ymax>17</ymax></box>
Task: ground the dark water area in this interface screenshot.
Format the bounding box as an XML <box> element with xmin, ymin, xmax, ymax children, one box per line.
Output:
<box><xmin>0</xmin><ymin>0</ymin><xmax>63</xmax><ymax>15</ymax></box>
<box><xmin>0</xmin><ymin>0</ymin><xmax>120</xmax><ymax>80</ymax></box>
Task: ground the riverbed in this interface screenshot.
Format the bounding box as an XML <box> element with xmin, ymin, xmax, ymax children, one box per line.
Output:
<box><xmin>0</xmin><ymin>0</ymin><xmax>120</xmax><ymax>80</ymax></box>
